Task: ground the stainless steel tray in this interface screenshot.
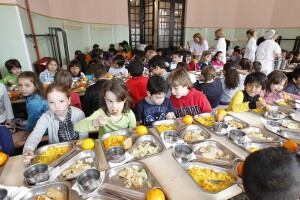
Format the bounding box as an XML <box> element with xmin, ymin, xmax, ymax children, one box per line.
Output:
<box><xmin>152</xmin><ymin>119</ymin><xmax>178</xmax><ymax>133</ymax></box>
<box><xmin>182</xmin><ymin>161</ymin><xmax>237</xmax><ymax>194</ymax></box>
<box><xmin>101</xmin><ymin>161</ymin><xmax>160</xmax><ymax>200</ymax></box>
<box><xmin>241</xmin><ymin>142</ymin><xmax>280</xmax><ymax>153</ymax></box>
<box><xmin>264</xmin><ymin>110</ymin><xmax>287</xmax><ymax>120</ymax></box>
<box><xmin>179</xmin><ymin>124</ymin><xmax>211</xmax><ymax>143</ymax></box>
<box><xmin>276</xmin><ymin>131</ymin><xmax>300</xmax><ymax>143</ymax></box>
<box><xmin>87</xmin><ymin>194</ymin><xmax>124</xmax><ymax>200</ymax></box>
<box><xmin>20</xmin><ymin>181</ymin><xmax>71</xmax><ymax>200</ymax></box>
<box><xmin>192</xmin><ymin>140</ymin><xmax>236</xmax><ymax>166</ymax></box>
<box><xmin>34</xmin><ymin>141</ymin><xmax>74</xmax><ymax>155</ymax></box>
<box><xmin>242</xmin><ymin>126</ymin><xmax>281</xmax><ymax>143</ymax></box>
<box><xmin>223</xmin><ymin>116</ymin><xmax>249</xmax><ymax>129</ymax></box>
<box><xmin>194</xmin><ymin>113</ymin><xmax>215</xmax><ymax>128</ymax></box>
<box><xmin>128</xmin><ymin>135</ymin><xmax>164</xmax><ymax>159</ymax></box>
<box><xmin>101</xmin><ymin>129</ymin><xmax>132</xmax><ymax>142</ymax></box>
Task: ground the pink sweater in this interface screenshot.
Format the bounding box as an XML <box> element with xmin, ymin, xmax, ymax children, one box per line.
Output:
<box><xmin>262</xmin><ymin>90</ymin><xmax>300</xmax><ymax>104</ymax></box>
<box><xmin>211</xmin><ymin>60</ymin><xmax>224</xmax><ymax>68</ymax></box>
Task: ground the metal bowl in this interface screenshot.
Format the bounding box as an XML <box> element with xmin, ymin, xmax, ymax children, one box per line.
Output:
<box><xmin>0</xmin><ymin>188</ymin><xmax>8</xmax><ymax>200</ymax></box>
<box><xmin>77</xmin><ymin>168</ymin><xmax>101</xmax><ymax>193</ymax></box>
<box><xmin>106</xmin><ymin>146</ymin><xmax>126</xmax><ymax>163</ymax></box>
<box><xmin>163</xmin><ymin>130</ymin><xmax>179</xmax><ymax>143</ymax></box>
<box><xmin>174</xmin><ymin>144</ymin><xmax>193</xmax><ymax>161</ymax></box>
<box><xmin>213</xmin><ymin>122</ymin><xmax>228</xmax><ymax>136</ymax></box>
<box><xmin>228</xmin><ymin>129</ymin><xmax>246</xmax><ymax>144</ymax></box>
<box><xmin>23</xmin><ymin>163</ymin><xmax>49</xmax><ymax>185</ymax></box>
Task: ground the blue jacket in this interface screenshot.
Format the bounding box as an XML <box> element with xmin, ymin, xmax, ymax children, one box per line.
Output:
<box><xmin>25</xmin><ymin>93</ymin><xmax>48</xmax><ymax>132</ymax></box>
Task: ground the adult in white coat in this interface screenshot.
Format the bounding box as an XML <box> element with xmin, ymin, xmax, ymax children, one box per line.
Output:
<box><xmin>256</xmin><ymin>29</ymin><xmax>281</xmax><ymax>75</ymax></box>
<box><xmin>215</xmin><ymin>28</ymin><xmax>227</xmax><ymax>64</ymax></box>
<box><xmin>189</xmin><ymin>33</ymin><xmax>209</xmax><ymax>57</ymax></box>
<box><xmin>244</xmin><ymin>29</ymin><xmax>257</xmax><ymax>62</ymax></box>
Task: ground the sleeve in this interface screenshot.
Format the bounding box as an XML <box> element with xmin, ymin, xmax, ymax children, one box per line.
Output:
<box><xmin>26</xmin><ymin>99</ymin><xmax>46</xmax><ymax>132</ymax></box>
<box><xmin>284</xmin><ymin>85</ymin><xmax>298</xmax><ymax>95</ymax></box>
<box><xmin>274</xmin><ymin>43</ymin><xmax>282</xmax><ymax>55</ymax></box>
<box><xmin>166</xmin><ymin>98</ymin><xmax>175</xmax><ymax>113</ymax></box>
<box><xmin>74</xmin><ymin>108</ymin><xmax>88</xmax><ymax>139</ymax></box>
<box><xmin>198</xmin><ymin>93</ymin><xmax>212</xmax><ymax>113</ymax></box>
<box><xmin>203</xmin><ymin>40</ymin><xmax>209</xmax><ymax>51</ymax></box>
<box><xmin>74</xmin><ymin>109</ymin><xmax>102</xmax><ymax>133</ymax></box>
<box><xmin>189</xmin><ymin>41</ymin><xmax>195</xmax><ymax>53</ymax></box>
<box><xmin>127</xmin><ymin>110</ymin><xmax>137</xmax><ymax>128</ymax></box>
<box><xmin>228</xmin><ymin>91</ymin><xmax>250</xmax><ymax>112</ymax></box>
<box><xmin>3</xmin><ymin>86</ymin><xmax>14</xmax><ymax>120</ymax></box>
<box><xmin>282</xmin><ymin>91</ymin><xmax>300</xmax><ymax>100</ymax></box>
<box><xmin>39</xmin><ymin>72</ymin><xmax>47</xmax><ymax>83</ymax></box>
<box><xmin>2</xmin><ymin>76</ymin><xmax>8</xmax><ymax>85</ymax></box>
<box><xmin>23</xmin><ymin>114</ymin><xmax>48</xmax><ymax>152</ymax></box>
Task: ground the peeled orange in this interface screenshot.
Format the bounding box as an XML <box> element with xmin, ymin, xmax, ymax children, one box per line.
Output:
<box><xmin>182</xmin><ymin>115</ymin><xmax>193</xmax><ymax>125</ymax></box>
<box><xmin>81</xmin><ymin>138</ymin><xmax>95</xmax><ymax>150</ymax></box>
<box><xmin>146</xmin><ymin>188</ymin><xmax>166</xmax><ymax>200</ymax></box>
<box><xmin>0</xmin><ymin>152</ymin><xmax>8</xmax><ymax>166</ymax></box>
<box><xmin>136</xmin><ymin>125</ymin><xmax>148</xmax><ymax>136</ymax></box>
<box><xmin>282</xmin><ymin>140</ymin><xmax>299</xmax><ymax>152</ymax></box>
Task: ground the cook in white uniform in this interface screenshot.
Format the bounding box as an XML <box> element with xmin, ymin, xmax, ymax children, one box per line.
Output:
<box><xmin>244</xmin><ymin>29</ymin><xmax>257</xmax><ymax>62</ymax></box>
<box><xmin>189</xmin><ymin>33</ymin><xmax>209</xmax><ymax>57</ymax></box>
<box><xmin>256</xmin><ymin>29</ymin><xmax>281</xmax><ymax>75</ymax></box>
<box><xmin>214</xmin><ymin>28</ymin><xmax>227</xmax><ymax>64</ymax></box>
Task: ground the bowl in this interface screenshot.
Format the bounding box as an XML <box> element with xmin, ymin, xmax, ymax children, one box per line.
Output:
<box><xmin>213</xmin><ymin>122</ymin><xmax>228</xmax><ymax>136</ymax></box>
<box><xmin>163</xmin><ymin>130</ymin><xmax>179</xmax><ymax>143</ymax></box>
<box><xmin>23</xmin><ymin>163</ymin><xmax>49</xmax><ymax>185</ymax></box>
<box><xmin>106</xmin><ymin>146</ymin><xmax>126</xmax><ymax>163</ymax></box>
<box><xmin>229</xmin><ymin>129</ymin><xmax>246</xmax><ymax>144</ymax></box>
<box><xmin>0</xmin><ymin>188</ymin><xmax>8</xmax><ymax>200</ymax></box>
<box><xmin>77</xmin><ymin>168</ymin><xmax>101</xmax><ymax>193</ymax></box>
<box><xmin>174</xmin><ymin>144</ymin><xmax>193</xmax><ymax>161</ymax></box>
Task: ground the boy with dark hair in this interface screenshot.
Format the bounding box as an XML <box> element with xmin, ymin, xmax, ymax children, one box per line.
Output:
<box><xmin>284</xmin><ymin>67</ymin><xmax>300</xmax><ymax>95</ymax></box>
<box><xmin>148</xmin><ymin>55</ymin><xmax>169</xmax><ymax>80</ymax></box>
<box><xmin>243</xmin><ymin>147</ymin><xmax>300</xmax><ymax>200</ymax></box>
<box><xmin>2</xmin><ymin>59</ymin><xmax>22</xmax><ymax>86</ymax></box>
<box><xmin>126</xmin><ymin>60</ymin><xmax>149</xmax><ymax>107</ymax></box>
<box><xmin>135</xmin><ymin>75</ymin><xmax>175</xmax><ymax>126</ymax></box>
<box><xmin>109</xmin><ymin>54</ymin><xmax>128</xmax><ymax>77</ymax></box>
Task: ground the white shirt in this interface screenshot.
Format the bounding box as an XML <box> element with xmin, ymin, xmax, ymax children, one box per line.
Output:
<box><xmin>215</xmin><ymin>37</ymin><xmax>227</xmax><ymax>64</ymax></box>
<box><xmin>0</xmin><ymin>83</ymin><xmax>14</xmax><ymax>123</ymax></box>
<box><xmin>190</xmin><ymin>40</ymin><xmax>209</xmax><ymax>55</ymax></box>
<box><xmin>109</xmin><ymin>66</ymin><xmax>128</xmax><ymax>77</ymax></box>
<box><xmin>244</xmin><ymin>37</ymin><xmax>257</xmax><ymax>62</ymax></box>
<box><xmin>256</xmin><ymin>40</ymin><xmax>281</xmax><ymax>75</ymax></box>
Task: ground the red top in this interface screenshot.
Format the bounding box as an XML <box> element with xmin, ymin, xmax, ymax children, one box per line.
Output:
<box><xmin>126</xmin><ymin>76</ymin><xmax>149</xmax><ymax>107</ymax></box>
<box><xmin>188</xmin><ymin>61</ymin><xmax>200</xmax><ymax>71</ymax></box>
<box><xmin>170</xmin><ymin>88</ymin><xmax>212</xmax><ymax>117</ymax></box>
<box><xmin>70</xmin><ymin>92</ymin><xmax>82</xmax><ymax>110</ymax></box>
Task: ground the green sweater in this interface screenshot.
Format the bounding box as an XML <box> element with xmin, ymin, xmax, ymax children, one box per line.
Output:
<box><xmin>74</xmin><ymin>108</ymin><xmax>136</xmax><ymax>138</ymax></box>
<box><xmin>1</xmin><ymin>74</ymin><xmax>17</xmax><ymax>86</ymax></box>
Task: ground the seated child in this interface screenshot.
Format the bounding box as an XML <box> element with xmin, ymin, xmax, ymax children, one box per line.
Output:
<box><xmin>198</xmin><ymin>50</ymin><xmax>211</xmax><ymax>70</ymax></box>
<box><xmin>148</xmin><ymin>55</ymin><xmax>170</xmax><ymax>81</ymax></box>
<box><xmin>184</xmin><ymin>51</ymin><xmax>200</xmax><ymax>71</ymax></box>
<box><xmin>23</xmin><ymin>83</ymin><xmax>87</xmax><ymax>163</ymax></box>
<box><xmin>243</xmin><ymin>147</ymin><xmax>300</xmax><ymax>200</ymax></box>
<box><xmin>75</xmin><ymin>79</ymin><xmax>136</xmax><ymax>137</ymax></box>
<box><xmin>167</xmin><ymin>68</ymin><xmax>212</xmax><ymax>117</ymax></box>
<box><xmin>39</xmin><ymin>58</ymin><xmax>59</xmax><ymax>84</ymax></box>
<box><xmin>108</xmin><ymin>54</ymin><xmax>128</xmax><ymax>77</ymax></box>
<box><xmin>126</xmin><ymin>60</ymin><xmax>149</xmax><ymax>107</ymax></box>
<box><xmin>211</xmin><ymin>51</ymin><xmax>224</xmax><ymax>68</ymax></box>
<box><xmin>194</xmin><ymin>66</ymin><xmax>223</xmax><ymax>108</ymax></box>
<box><xmin>237</xmin><ymin>58</ymin><xmax>252</xmax><ymax>88</ymax></box>
<box><xmin>176</xmin><ymin>62</ymin><xmax>197</xmax><ymax>83</ymax></box>
<box><xmin>136</xmin><ymin>75</ymin><xmax>175</xmax><ymax>126</ymax></box>
<box><xmin>2</xmin><ymin>59</ymin><xmax>22</xmax><ymax>86</ymax></box>
<box><xmin>284</xmin><ymin>67</ymin><xmax>300</xmax><ymax>95</ymax></box>
<box><xmin>69</xmin><ymin>60</ymin><xmax>86</xmax><ymax>82</ymax></box>
<box><xmin>252</xmin><ymin>61</ymin><xmax>262</xmax><ymax>72</ymax></box>
<box><xmin>169</xmin><ymin>50</ymin><xmax>182</xmax><ymax>71</ymax></box>
<box><xmin>228</xmin><ymin>72</ymin><xmax>267</xmax><ymax>112</ymax></box>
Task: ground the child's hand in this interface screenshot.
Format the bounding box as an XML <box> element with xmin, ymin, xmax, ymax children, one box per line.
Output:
<box><xmin>93</xmin><ymin>114</ymin><xmax>108</xmax><ymax>127</ymax></box>
<box><xmin>23</xmin><ymin>150</ymin><xmax>34</xmax><ymax>166</ymax></box>
<box><xmin>256</xmin><ymin>97</ymin><xmax>267</xmax><ymax>108</ymax></box>
<box><xmin>283</xmin><ymin>93</ymin><xmax>292</xmax><ymax>101</ymax></box>
<box><xmin>5</xmin><ymin>119</ymin><xmax>15</xmax><ymax>128</ymax></box>
<box><xmin>166</xmin><ymin>112</ymin><xmax>176</xmax><ymax>119</ymax></box>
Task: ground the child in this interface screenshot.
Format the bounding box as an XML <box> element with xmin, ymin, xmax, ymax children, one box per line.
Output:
<box><xmin>284</xmin><ymin>67</ymin><xmax>300</xmax><ymax>95</ymax></box>
<box><xmin>69</xmin><ymin>60</ymin><xmax>86</xmax><ymax>82</ymax></box>
<box><xmin>136</xmin><ymin>75</ymin><xmax>175</xmax><ymax>126</ymax></box>
<box><xmin>230</xmin><ymin>46</ymin><xmax>242</xmax><ymax>62</ymax></box>
<box><xmin>252</xmin><ymin>61</ymin><xmax>262</xmax><ymax>72</ymax></box>
<box><xmin>75</xmin><ymin>79</ymin><xmax>136</xmax><ymax>137</ymax></box>
<box><xmin>184</xmin><ymin>51</ymin><xmax>200</xmax><ymax>71</ymax></box>
<box><xmin>243</xmin><ymin>147</ymin><xmax>300</xmax><ymax>200</ymax></box>
<box><xmin>211</xmin><ymin>51</ymin><xmax>224</xmax><ymax>68</ymax></box>
<box><xmin>228</xmin><ymin>72</ymin><xmax>267</xmax><ymax>112</ymax></box>
<box><xmin>39</xmin><ymin>58</ymin><xmax>59</xmax><ymax>84</ymax></box>
<box><xmin>198</xmin><ymin>50</ymin><xmax>211</xmax><ymax>70</ymax></box>
<box><xmin>194</xmin><ymin>66</ymin><xmax>223</xmax><ymax>108</ymax></box>
<box><xmin>176</xmin><ymin>62</ymin><xmax>197</xmax><ymax>83</ymax></box>
<box><xmin>170</xmin><ymin>50</ymin><xmax>182</xmax><ymax>71</ymax></box>
<box><xmin>23</xmin><ymin>83</ymin><xmax>87</xmax><ymax>162</ymax></box>
<box><xmin>148</xmin><ymin>55</ymin><xmax>170</xmax><ymax>81</ymax></box>
<box><xmin>167</xmin><ymin>68</ymin><xmax>212</xmax><ymax>117</ymax></box>
<box><xmin>108</xmin><ymin>54</ymin><xmax>128</xmax><ymax>77</ymax></box>
<box><xmin>83</xmin><ymin>64</ymin><xmax>108</xmax><ymax>117</ymax></box>
<box><xmin>263</xmin><ymin>70</ymin><xmax>300</xmax><ymax>104</ymax></box>
<box><xmin>126</xmin><ymin>60</ymin><xmax>149</xmax><ymax>107</ymax></box>
<box><xmin>220</xmin><ymin>62</ymin><xmax>240</xmax><ymax>105</ymax></box>
<box><xmin>238</xmin><ymin>58</ymin><xmax>252</xmax><ymax>88</ymax></box>
<box><xmin>2</xmin><ymin>59</ymin><xmax>22</xmax><ymax>86</ymax></box>
<box><xmin>54</xmin><ymin>70</ymin><xmax>82</xmax><ymax>109</ymax></box>
<box><xmin>18</xmin><ymin>71</ymin><xmax>49</xmax><ymax>132</ymax></box>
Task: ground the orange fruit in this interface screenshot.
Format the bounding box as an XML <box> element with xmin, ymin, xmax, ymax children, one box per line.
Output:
<box><xmin>182</xmin><ymin>115</ymin><xmax>193</xmax><ymax>125</ymax></box>
<box><xmin>216</xmin><ymin>108</ymin><xmax>227</xmax><ymax>122</ymax></box>
<box><xmin>236</xmin><ymin>161</ymin><xmax>244</xmax><ymax>177</ymax></box>
<box><xmin>282</xmin><ymin>140</ymin><xmax>299</xmax><ymax>152</ymax></box>
<box><xmin>81</xmin><ymin>138</ymin><xmax>95</xmax><ymax>150</ymax></box>
<box><xmin>0</xmin><ymin>152</ymin><xmax>8</xmax><ymax>166</ymax></box>
<box><xmin>135</xmin><ymin>125</ymin><xmax>148</xmax><ymax>136</ymax></box>
<box><xmin>146</xmin><ymin>188</ymin><xmax>166</xmax><ymax>200</ymax></box>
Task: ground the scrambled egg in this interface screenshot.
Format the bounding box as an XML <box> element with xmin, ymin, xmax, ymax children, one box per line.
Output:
<box><xmin>130</xmin><ymin>142</ymin><xmax>159</xmax><ymax>159</ymax></box>
<box><xmin>155</xmin><ymin>123</ymin><xmax>177</xmax><ymax>133</ymax></box>
<box><xmin>103</xmin><ymin>135</ymin><xmax>128</xmax><ymax>150</ymax></box>
<box><xmin>32</xmin><ymin>146</ymin><xmax>71</xmax><ymax>164</ymax></box>
<box><xmin>195</xmin><ymin>116</ymin><xmax>215</xmax><ymax>127</ymax></box>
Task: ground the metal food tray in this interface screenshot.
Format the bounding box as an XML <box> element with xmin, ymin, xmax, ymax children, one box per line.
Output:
<box><xmin>276</xmin><ymin>131</ymin><xmax>300</xmax><ymax>143</ymax></box>
<box><xmin>264</xmin><ymin>110</ymin><xmax>287</xmax><ymax>120</ymax></box>
<box><xmin>194</xmin><ymin>113</ymin><xmax>215</xmax><ymax>128</ymax></box>
<box><xmin>152</xmin><ymin>119</ymin><xmax>178</xmax><ymax>133</ymax></box>
<box><xmin>128</xmin><ymin>135</ymin><xmax>164</xmax><ymax>160</ymax></box>
<box><xmin>20</xmin><ymin>181</ymin><xmax>71</xmax><ymax>200</ymax></box>
<box><xmin>192</xmin><ymin>140</ymin><xmax>237</xmax><ymax>166</ymax></box>
<box><xmin>101</xmin><ymin>129</ymin><xmax>132</xmax><ymax>142</ymax></box>
<box><xmin>179</xmin><ymin>124</ymin><xmax>211</xmax><ymax>143</ymax></box>
<box><xmin>101</xmin><ymin>161</ymin><xmax>160</xmax><ymax>200</ymax></box>
<box><xmin>223</xmin><ymin>116</ymin><xmax>249</xmax><ymax>129</ymax></box>
<box><xmin>277</xmin><ymin>119</ymin><xmax>300</xmax><ymax>131</ymax></box>
<box><xmin>57</xmin><ymin>150</ymin><xmax>99</xmax><ymax>180</ymax></box>
<box><xmin>34</xmin><ymin>141</ymin><xmax>74</xmax><ymax>155</ymax></box>
<box><xmin>182</xmin><ymin>161</ymin><xmax>237</xmax><ymax>194</ymax></box>
<box><xmin>242</xmin><ymin>126</ymin><xmax>281</xmax><ymax>143</ymax></box>
<box><xmin>87</xmin><ymin>194</ymin><xmax>124</xmax><ymax>200</ymax></box>
<box><xmin>241</xmin><ymin>142</ymin><xmax>280</xmax><ymax>153</ymax></box>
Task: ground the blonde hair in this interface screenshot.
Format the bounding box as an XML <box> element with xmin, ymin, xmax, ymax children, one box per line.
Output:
<box><xmin>167</xmin><ymin>68</ymin><xmax>193</xmax><ymax>89</ymax></box>
<box><xmin>193</xmin><ymin>33</ymin><xmax>204</xmax><ymax>44</ymax></box>
<box><xmin>215</xmin><ymin>28</ymin><xmax>225</xmax><ymax>39</ymax></box>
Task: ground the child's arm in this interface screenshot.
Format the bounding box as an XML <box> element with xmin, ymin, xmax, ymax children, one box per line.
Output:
<box><xmin>282</xmin><ymin>91</ymin><xmax>300</xmax><ymax>101</ymax></box>
<box><xmin>26</xmin><ymin>99</ymin><xmax>47</xmax><ymax>133</ymax></box>
<box><xmin>228</xmin><ymin>91</ymin><xmax>250</xmax><ymax>112</ymax></box>
<box><xmin>128</xmin><ymin>110</ymin><xmax>137</xmax><ymax>128</ymax></box>
<box><xmin>74</xmin><ymin>109</ymin><xmax>103</xmax><ymax>133</ymax></box>
<box><xmin>198</xmin><ymin>93</ymin><xmax>212</xmax><ymax>113</ymax></box>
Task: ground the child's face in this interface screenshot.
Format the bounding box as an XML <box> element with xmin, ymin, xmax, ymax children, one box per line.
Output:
<box><xmin>245</xmin><ymin>82</ymin><xmax>262</xmax><ymax>97</ymax></box>
<box><xmin>11</xmin><ymin>67</ymin><xmax>21</xmax><ymax>76</ymax></box>
<box><xmin>172</xmin><ymin>55</ymin><xmax>181</xmax><ymax>63</ymax></box>
<box><xmin>104</xmin><ymin>91</ymin><xmax>126</xmax><ymax>115</ymax></box>
<box><xmin>47</xmin><ymin>61</ymin><xmax>58</xmax><ymax>72</ymax></box>
<box><xmin>70</xmin><ymin>66</ymin><xmax>80</xmax><ymax>76</ymax></box>
<box><xmin>293</xmin><ymin>77</ymin><xmax>300</xmax><ymax>87</ymax></box>
<box><xmin>18</xmin><ymin>78</ymin><xmax>36</xmax><ymax>97</ymax></box>
<box><xmin>216</xmin><ymin>53</ymin><xmax>223</xmax><ymax>61</ymax></box>
<box><xmin>171</xmin><ymin>85</ymin><xmax>189</xmax><ymax>99</ymax></box>
<box><xmin>270</xmin><ymin>80</ymin><xmax>286</xmax><ymax>93</ymax></box>
<box><xmin>204</xmin><ymin>55</ymin><xmax>211</xmax><ymax>62</ymax></box>
<box><xmin>47</xmin><ymin>90</ymin><xmax>70</xmax><ymax>117</ymax></box>
<box><xmin>185</xmin><ymin>56</ymin><xmax>192</xmax><ymax>63</ymax></box>
<box><xmin>148</xmin><ymin>92</ymin><xmax>166</xmax><ymax>105</ymax></box>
